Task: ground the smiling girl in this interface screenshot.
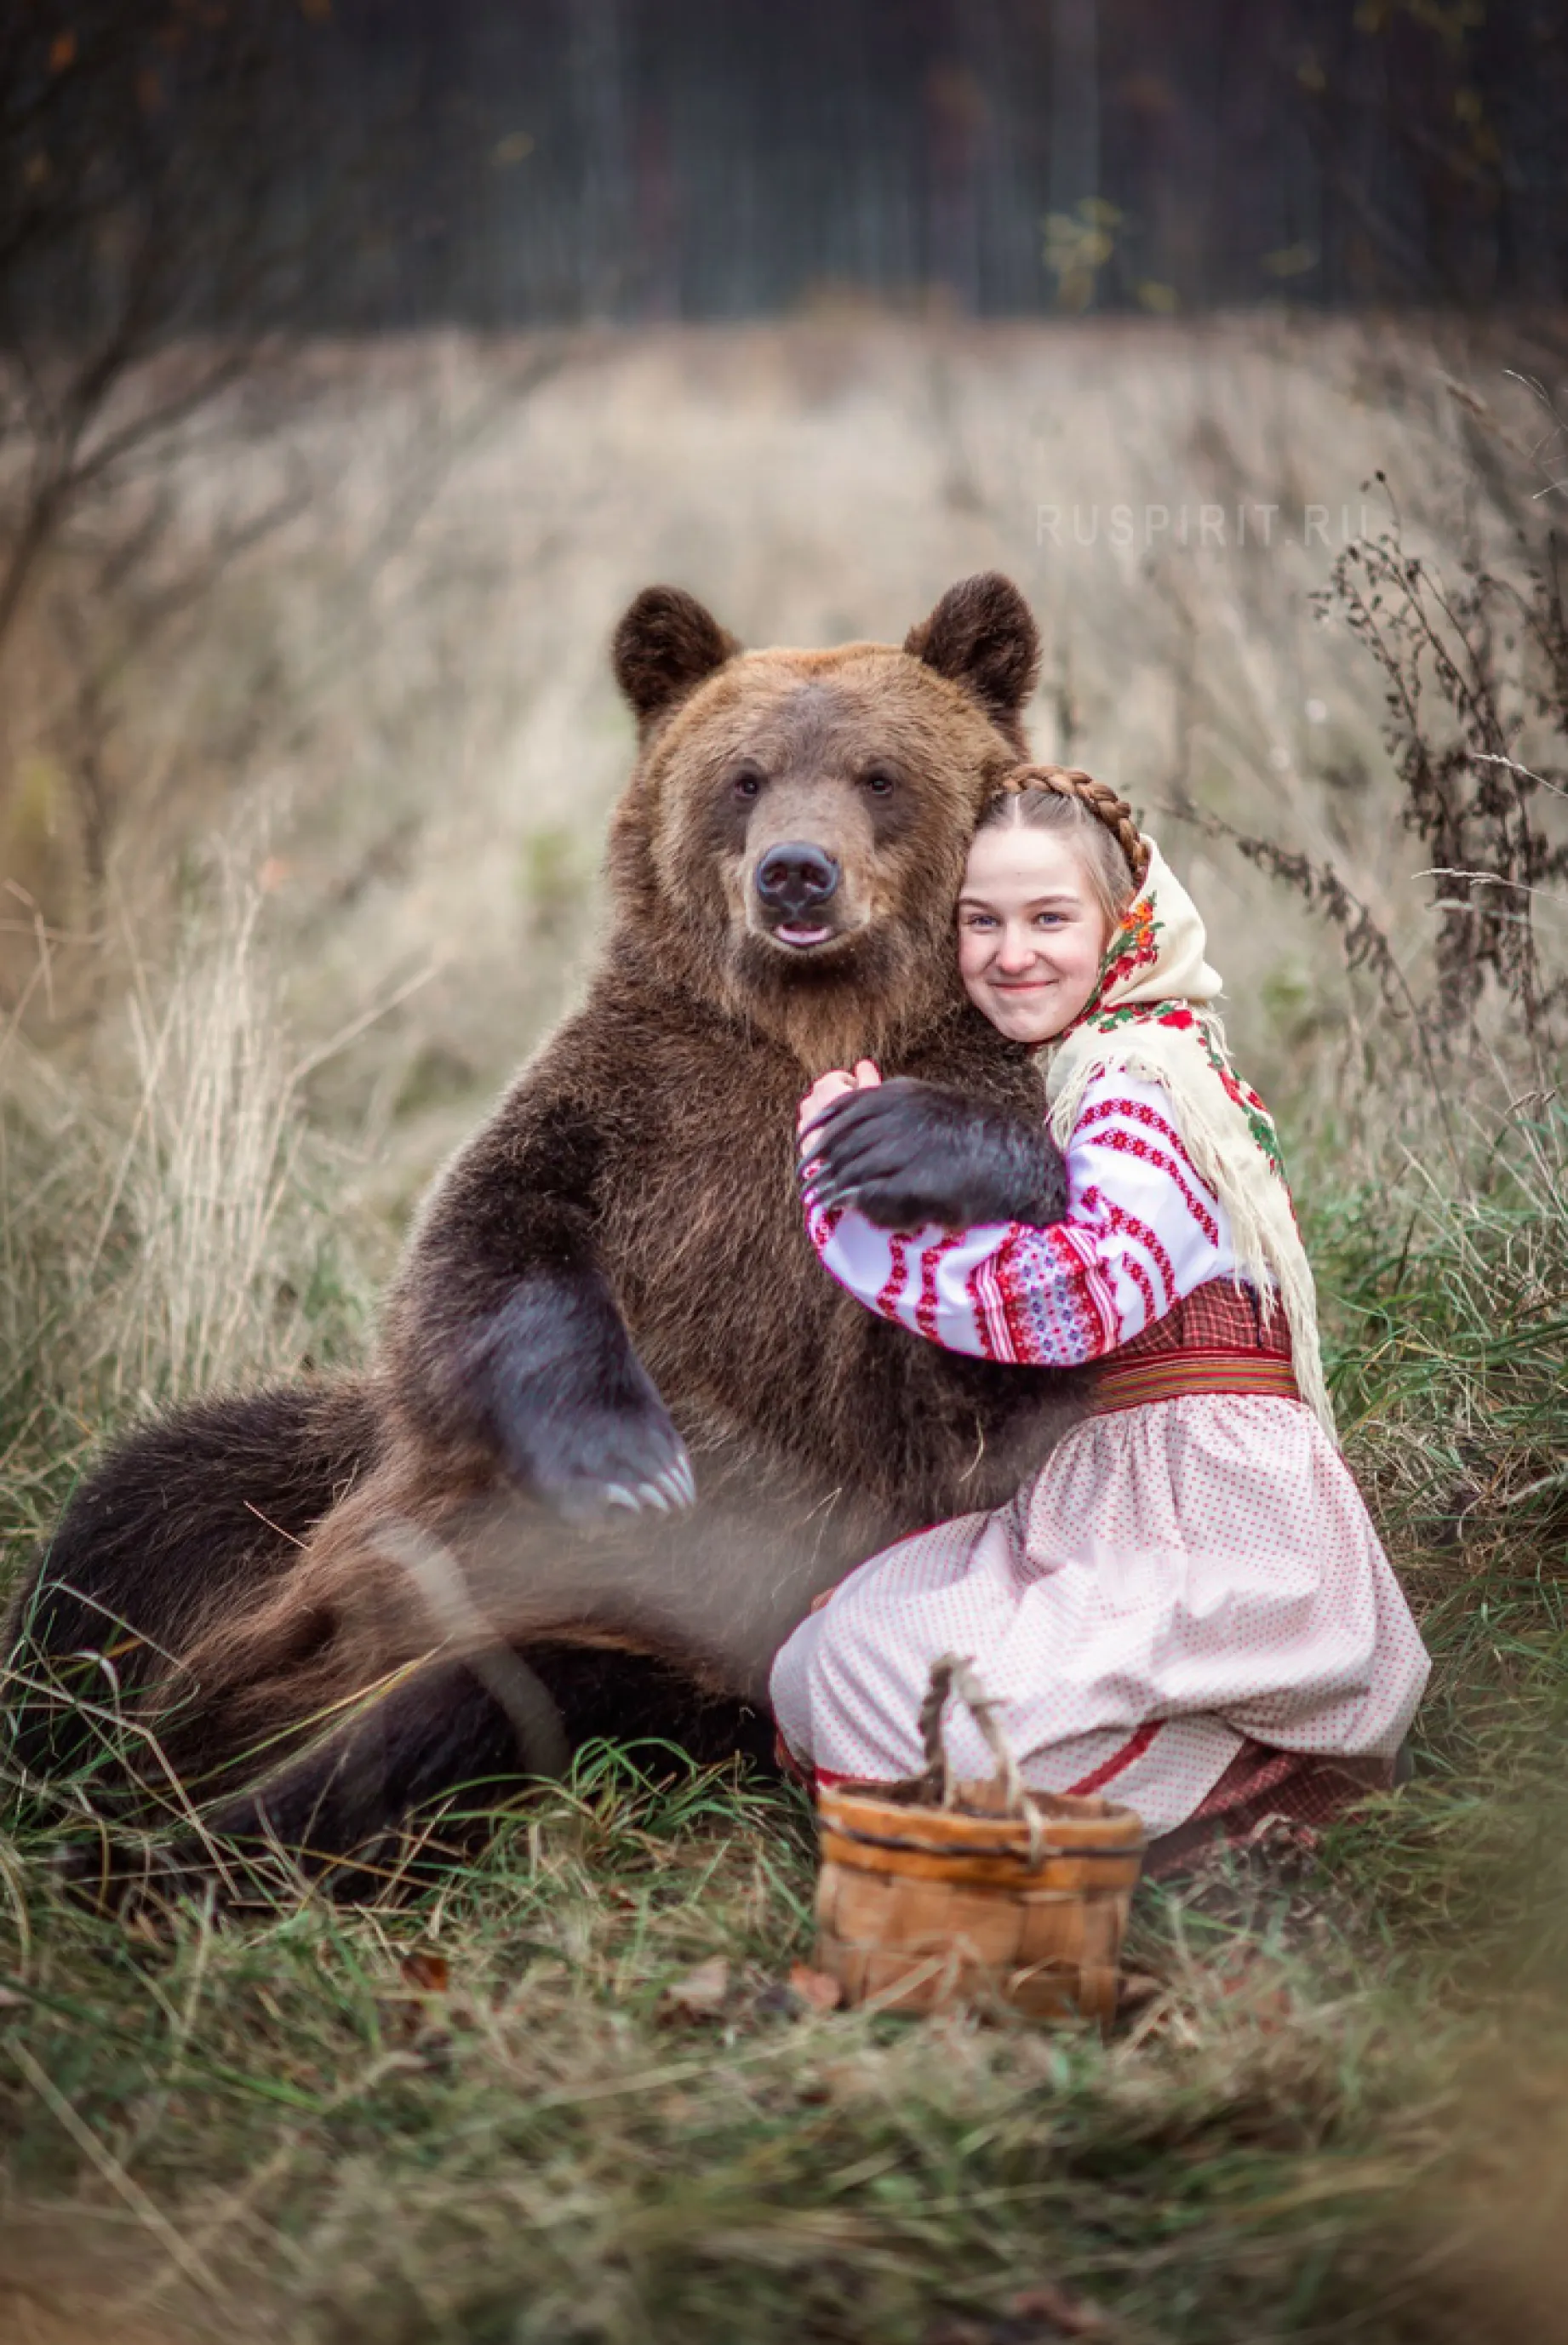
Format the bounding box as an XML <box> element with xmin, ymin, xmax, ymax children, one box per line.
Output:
<box><xmin>771</xmin><ymin>767</ymin><xmax>1428</xmax><ymax>1868</ymax></box>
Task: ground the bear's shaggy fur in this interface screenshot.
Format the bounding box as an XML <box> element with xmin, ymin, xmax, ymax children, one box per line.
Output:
<box><xmin>6</xmin><ymin>573</ymin><xmax>1087</xmax><ymax>1887</ymax></box>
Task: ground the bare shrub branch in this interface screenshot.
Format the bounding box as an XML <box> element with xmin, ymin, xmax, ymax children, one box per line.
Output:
<box><xmin>1313</xmin><ymin>483</ymin><xmax>1568</xmax><ymax>1052</ymax></box>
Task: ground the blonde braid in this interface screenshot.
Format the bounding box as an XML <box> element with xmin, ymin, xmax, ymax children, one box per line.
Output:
<box><xmin>1002</xmin><ymin>763</ymin><xmax>1152</xmax><ymax>889</ymax></box>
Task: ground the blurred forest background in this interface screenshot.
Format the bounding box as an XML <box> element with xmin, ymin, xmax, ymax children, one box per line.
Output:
<box><xmin>3</xmin><ymin>7</ymin><xmax>1568</xmax><ymax>2342</ymax></box>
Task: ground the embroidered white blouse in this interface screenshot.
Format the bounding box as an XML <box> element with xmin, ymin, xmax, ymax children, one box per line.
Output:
<box><xmin>805</xmin><ymin>1069</ymin><xmax>1251</xmax><ymax>1361</ymax></box>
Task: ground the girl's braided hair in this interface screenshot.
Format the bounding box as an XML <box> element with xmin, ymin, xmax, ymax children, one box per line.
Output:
<box><xmin>976</xmin><ymin>763</ymin><xmax>1151</xmax><ymax>929</ymax></box>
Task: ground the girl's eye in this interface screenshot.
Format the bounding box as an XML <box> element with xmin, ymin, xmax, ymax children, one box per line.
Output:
<box><xmin>731</xmin><ymin>769</ymin><xmax>764</xmax><ymax>801</ymax></box>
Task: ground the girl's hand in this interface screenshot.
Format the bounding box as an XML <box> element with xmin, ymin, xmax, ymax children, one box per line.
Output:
<box><xmin>798</xmin><ymin>1062</ymin><xmax>883</xmax><ymax>1204</ymax></box>
<box><xmin>797</xmin><ymin>1059</ymin><xmax>881</xmax><ymax>1142</ymax></box>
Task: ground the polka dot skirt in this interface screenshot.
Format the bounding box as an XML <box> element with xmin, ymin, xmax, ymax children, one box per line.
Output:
<box><xmin>770</xmin><ymin>1392</ymin><xmax>1430</xmax><ymax>1839</ymax></box>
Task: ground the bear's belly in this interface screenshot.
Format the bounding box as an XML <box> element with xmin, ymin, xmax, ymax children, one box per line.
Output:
<box><xmin>599</xmin><ymin>1140</ymin><xmax>1083</xmax><ymax>1537</ymax></box>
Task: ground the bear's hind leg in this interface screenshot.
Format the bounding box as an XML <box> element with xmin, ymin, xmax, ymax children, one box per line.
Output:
<box><xmin>74</xmin><ymin>1637</ymin><xmax>783</xmax><ymax>1911</ymax></box>
<box><xmin>60</xmin><ymin>1655</ymin><xmax>543</xmax><ymax>1908</ymax></box>
<box><xmin>5</xmin><ymin>1381</ymin><xmax>380</xmax><ymax>1809</ymax></box>
<box><xmin>208</xmin><ymin>1655</ymin><xmax>556</xmax><ymax>1899</ymax></box>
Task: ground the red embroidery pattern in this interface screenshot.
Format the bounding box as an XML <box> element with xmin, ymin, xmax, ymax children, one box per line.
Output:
<box><xmin>1067</xmin><ymin>1719</ymin><xmax>1163</xmax><ymax>1796</ymax></box>
<box><xmin>1105</xmin><ymin>1231</ymin><xmax>1159</xmax><ymax>1324</ymax></box>
<box><xmin>1078</xmin><ymin>1001</ymin><xmax>1290</xmax><ymax>1186</ymax></box>
<box><xmin>993</xmin><ymin>1223</ymin><xmax>1111</xmax><ymax>1364</ymax></box>
<box><xmin>967</xmin><ymin>1250</ymin><xmax>1007</xmax><ymax>1361</ymax></box>
<box><xmin>876</xmin><ymin>1233</ymin><xmax>910</xmax><ymax>1319</ymax></box>
<box><xmin>1078</xmin><ymin>1092</ymin><xmax>1193</xmax><ymax>1166</ymax></box>
<box><xmin>915</xmin><ymin>1233</ymin><xmax>960</xmax><ymax>1342</ymax></box>
<box><xmin>805</xmin><ymin>1199</ymin><xmax>844</xmax><ymax>1250</ymax></box>
<box><xmin>995</xmin><ymin>1250</ymin><xmax>1034</xmax><ymax>1362</ymax></box>
<box><xmin>1079</xmin><ymin>1183</ymin><xmax>1176</xmax><ymax>1313</ymax></box>
<box><xmin>1090</xmin><ymin>1126</ymin><xmax>1222</xmax><ymax>1246</ymax></box>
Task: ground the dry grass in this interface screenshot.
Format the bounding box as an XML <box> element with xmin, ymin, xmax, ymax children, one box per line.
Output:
<box><xmin>0</xmin><ymin>1754</ymin><xmax>1517</xmax><ymax>2345</ymax></box>
<box><xmin>0</xmin><ymin>847</ymin><xmax>372</xmax><ymax>1472</ymax></box>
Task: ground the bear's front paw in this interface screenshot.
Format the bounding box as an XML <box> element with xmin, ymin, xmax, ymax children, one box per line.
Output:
<box><xmin>471</xmin><ymin>1272</ymin><xmax>697</xmax><ymax>1525</ymax></box>
<box><xmin>514</xmin><ymin>1387</ymin><xmax>697</xmax><ymax>1527</ymax></box>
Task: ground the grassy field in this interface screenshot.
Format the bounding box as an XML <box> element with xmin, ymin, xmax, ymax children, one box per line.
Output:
<box><xmin>1</xmin><ymin>313</ymin><xmax>1565</xmax><ymax>2342</ymax></box>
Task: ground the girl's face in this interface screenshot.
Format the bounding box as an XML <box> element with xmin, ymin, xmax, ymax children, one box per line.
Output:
<box><xmin>957</xmin><ymin>826</ymin><xmax>1114</xmax><ymax>1044</ymax></box>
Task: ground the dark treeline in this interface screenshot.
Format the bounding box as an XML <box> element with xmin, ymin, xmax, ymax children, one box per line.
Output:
<box><xmin>329</xmin><ymin>0</ymin><xmax>1568</xmax><ymax>322</ymax></box>
<box><xmin>4</xmin><ymin>0</ymin><xmax>1566</xmax><ymax>337</ymax></box>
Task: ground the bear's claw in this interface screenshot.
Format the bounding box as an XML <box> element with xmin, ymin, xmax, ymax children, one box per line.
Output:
<box><xmin>470</xmin><ymin>1269</ymin><xmax>698</xmax><ymax>1524</ymax></box>
<box><xmin>541</xmin><ymin>1405</ymin><xmax>697</xmax><ymax>1527</ymax></box>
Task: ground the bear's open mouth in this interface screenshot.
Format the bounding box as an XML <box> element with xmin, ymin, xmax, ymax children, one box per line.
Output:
<box><xmin>773</xmin><ymin>921</ymin><xmax>836</xmax><ymax>949</ymax></box>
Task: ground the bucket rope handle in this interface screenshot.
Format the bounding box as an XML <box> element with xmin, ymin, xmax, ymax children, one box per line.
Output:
<box><xmin>917</xmin><ymin>1652</ymin><xmax>1048</xmax><ymax>1864</ymax></box>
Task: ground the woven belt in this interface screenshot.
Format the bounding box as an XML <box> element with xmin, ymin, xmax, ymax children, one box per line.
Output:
<box><xmin>1090</xmin><ymin>1347</ymin><xmax>1301</xmax><ymax>1415</ymax></box>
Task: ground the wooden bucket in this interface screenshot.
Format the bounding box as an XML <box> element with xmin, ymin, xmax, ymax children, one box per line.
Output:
<box><xmin>814</xmin><ymin>1655</ymin><xmax>1147</xmax><ymax>2028</ymax></box>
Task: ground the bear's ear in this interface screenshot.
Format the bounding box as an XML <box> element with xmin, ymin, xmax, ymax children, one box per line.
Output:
<box><xmin>902</xmin><ymin>573</ymin><xmax>1040</xmax><ymax>741</ymax></box>
<box><xmin>613</xmin><ymin>586</ymin><xmax>741</xmax><ymax>736</ymax></box>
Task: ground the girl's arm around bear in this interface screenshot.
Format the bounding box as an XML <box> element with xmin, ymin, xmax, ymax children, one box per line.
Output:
<box><xmin>801</xmin><ymin>1068</ymin><xmax>1230</xmax><ymax>1368</ymax></box>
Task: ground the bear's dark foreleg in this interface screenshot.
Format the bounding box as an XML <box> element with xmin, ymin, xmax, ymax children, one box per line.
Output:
<box><xmin>54</xmin><ymin>1655</ymin><xmax>534</xmax><ymax>1908</ymax></box>
<box><xmin>216</xmin><ymin>1639</ymin><xmax>779</xmax><ymax>1860</ymax></box>
<box><xmin>202</xmin><ymin>1655</ymin><xmax>552</xmax><ymax>1897</ymax></box>
<box><xmin>457</xmin><ymin>1268</ymin><xmax>697</xmax><ymax>1525</ymax></box>
<box><xmin>804</xmin><ymin>1076</ymin><xmax>1067</xmax><ymax>1229</ymax></box>
<box><xmin>382</xmin><ymin>1091</ymin><xmax>697</xmax><ymax>1527</ymax></box>
<box><xmin>522</xmin><ymin>1638</ymin><xmax>781</xmax><ymax>1772</ymax></box>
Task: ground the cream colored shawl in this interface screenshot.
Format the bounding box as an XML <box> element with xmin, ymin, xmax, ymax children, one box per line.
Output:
<box><xmin>1043</xmin><ymin>840</ymin><xmax>1335</xmax><ymax>1436</ymax></box>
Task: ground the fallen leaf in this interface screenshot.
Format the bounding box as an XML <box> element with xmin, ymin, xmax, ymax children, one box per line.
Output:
<box><xmin>788</xmin><ymin>1961</ymin><xmax>843</xmax><ymax>2013</ymax></box>
<box><xmin>1114</xmin><ymin>1970</ymin><xmax>1164</xmax><ymax>2011</ymax></box>
<box><xmin>399</xmin><ymin>1950</ymin><xmax>449</xmax><ymax>1994</ymax></box>
<box><xmin>658</xmin><ymin>1955</ymin><xmax>730</xmax><ymax>2022</ymax></box>
<box><xmin>378</xmin><ymin>1950</ymin><xmax>454</xmax><ymax>2051</ymax></box>
<box><xmin>1010</xmin><ymin>2279</ymin><xmax>1108</xmax><ymax>2334</ymax></box>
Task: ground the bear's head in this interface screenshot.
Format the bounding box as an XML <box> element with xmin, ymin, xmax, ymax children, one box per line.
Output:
<box><xmin>606</xmin><ymin>573</ymin><xmax>1040</xmax><ymax>1070</ymax></box>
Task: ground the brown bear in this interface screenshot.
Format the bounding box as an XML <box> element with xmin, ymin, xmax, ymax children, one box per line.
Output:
<box><xmin>6</xmin><ymin>572</ymin><xmax>1086</xmax><ymax>1891</ymax></box>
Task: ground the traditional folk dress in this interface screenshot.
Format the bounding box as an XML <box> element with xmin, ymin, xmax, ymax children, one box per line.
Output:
<box><xmin>770</xmin><ymin>845</ymin><xmax>1430</xmax><ymax>1867</ymax></box>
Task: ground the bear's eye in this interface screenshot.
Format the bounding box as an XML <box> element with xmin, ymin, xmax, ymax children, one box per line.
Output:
<box><xmin>730</xmin><ymin>765</ymin><xmax>765</xmax><ymax>801</ymax></box>
<box><xmin>861</xmin><ymin>767</ymin><xmax>898</xmax><ymax>797</ymax></box>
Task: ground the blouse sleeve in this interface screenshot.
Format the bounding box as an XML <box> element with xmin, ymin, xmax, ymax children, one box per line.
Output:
<box><xmin>803</xmin><ymin>1071</ymin><xmax>1230</xmax><ymax>1365</ymax></box>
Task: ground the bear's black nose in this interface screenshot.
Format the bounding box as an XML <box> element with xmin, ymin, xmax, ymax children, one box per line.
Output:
<box><xmin>755</xmin><ymin>842</ymin><xmax>840</xmax><ymax>918</ymax></box>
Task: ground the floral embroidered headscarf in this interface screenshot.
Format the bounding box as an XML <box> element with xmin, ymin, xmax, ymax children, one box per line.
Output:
<box><xmin>1045</xmin><ymin>839</ymin><xmax>1333</xmax><ymax>1433</ymax></box>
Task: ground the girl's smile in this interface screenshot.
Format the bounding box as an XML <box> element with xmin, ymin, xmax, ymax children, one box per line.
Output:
<box><xmin>957</xmin><ymin>827</ymin><xmax>1113</xmax><ymax>1044</ymax></box>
